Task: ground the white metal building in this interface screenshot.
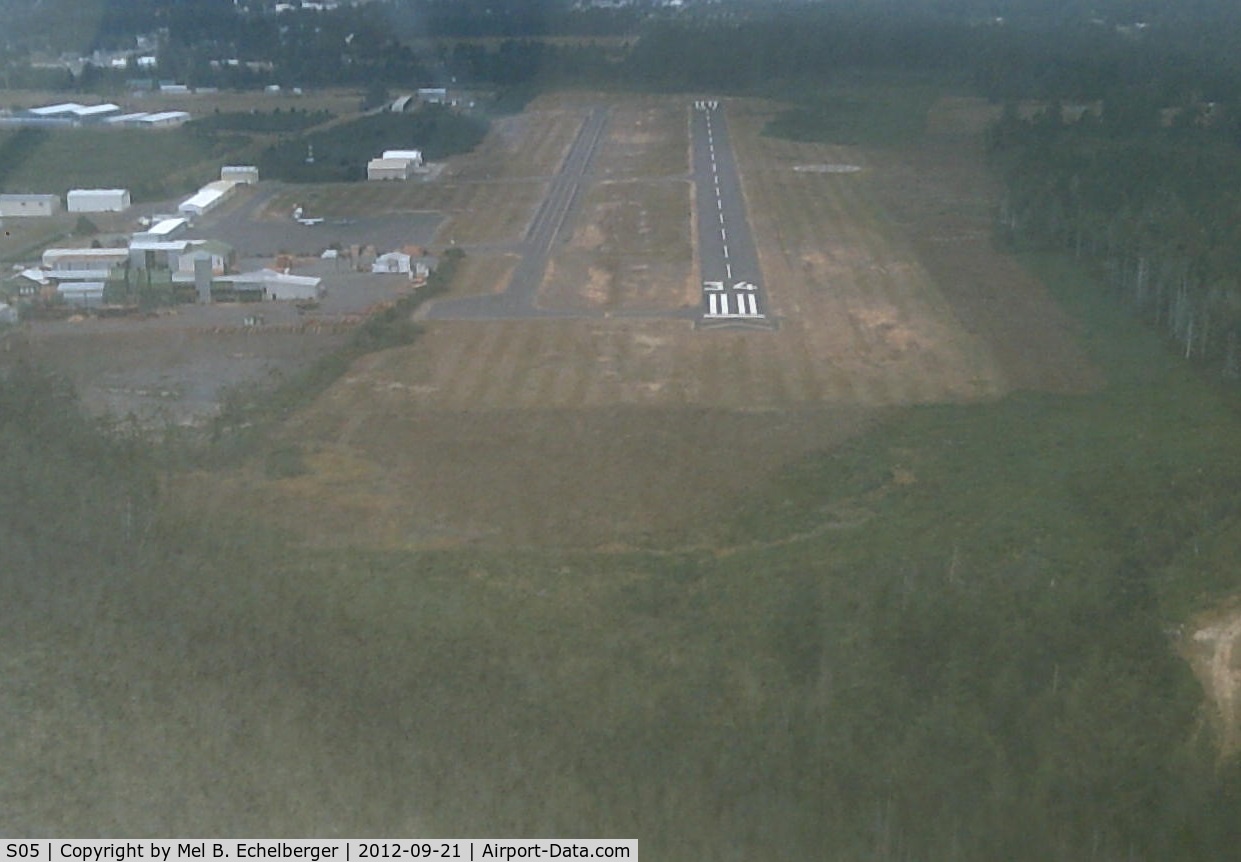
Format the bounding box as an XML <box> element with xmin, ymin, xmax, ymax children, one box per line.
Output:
<box><xmin>139</xmin><ymin>111</ymin><xmax>191</xmax><ymax>128</ymax></box>
<box><xmin>178</xmin><ymin>180</ymin><xmax>237</xmax><ymax>217</ymax></box>
<box><xmin>42</xmin><ymin>248</ymin><xmax>129</xmax><ymax>280</ymax></box>
<box><xmin>372</xmin><ymin>251</ymin><xmax>412</xmax><ymax>274</ymax></box>
<box><xmin>221</xmin><ymin>165</ymin><xmax>259</xmax><ymax>184</ymax></box>
<box><xmin>0</xmin><ymin>194</ymin><xmax>62</xmax><ymax>217</ymax></box>
<box><xmin>132</xmin><ymin>217</ymin><xmax>188</xmax><ymax>243</ymax></box>
<box><xmin>129</xmin><ymin>240</ymin><xmax>190</xmax><ymax>271</ymax></box>
<box><xmin>382</xmin><ymin>149</ymin><xmax>423</xmax><ymax>166</ymax></box>
<box><xmin>67</xmin><ymin>188</ymin><xmax>131</xmax><ymax>213</ymax></box>
<box><xmin>105</xmin><ymin>112</ymin><xmax>151</xmax><ymax>126</ymax></box>
<box><xmin>25</xmin><ymin>102</ymin><xmax>120</xmax><ymax>123</ymax></box>
<box><xmin>57</xmin><ymin>282</ymin><xmax>107</xmax><ymax>308</ymax></box>
<box><xmin>367</xmin><ymin>158</ymin><xmax>413</xmax><ymax>181</ymax></box>
<box><xmin>26</xmin><ymin>102</ymin><xmax>85</xmax><ymax>118</ymax></box>
<box><xmin>225</xmin><ymin>269</ymin><xmax>323</xmax><ymax>301</ymax></box>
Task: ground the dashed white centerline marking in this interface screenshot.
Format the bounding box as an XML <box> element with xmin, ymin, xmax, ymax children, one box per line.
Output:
<box><xmin>722</xmin><ymin>244</ymin><xmax>730</xmax><ymax>259</ymax></box>
<box><xmin>726</xmin><ymin>262</ymin><xmax>733</xmax><ymax>279</ymax></box>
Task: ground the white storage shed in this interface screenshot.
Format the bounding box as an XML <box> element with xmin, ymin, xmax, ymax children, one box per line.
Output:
<box><xmin>382</xmin><ymin>149</ymin><xmax>423</xmax><ymax>166</ymax></box>
<box><xmin>178</xmin><ymin>181</ymin><xmax>236</xmax><ymax>217</ymax></box>
<box><xmin>0</xmin><ymin>194</ymin><xmax>62</xmax><ymax>217</ymax></box>
<box><xmin>221</xmin><ymin>165</ymin><xmax>259</xmax><ymax>184</ymax></box>
<box><xmin>368</xmin><ymin>158</ymin><xmax>412</xmax><ymax>181</ymax></box>
<box><xmin>226</xmin><ymin>269</ymin><xmax>323</xmax><ymax>301</ymax></box>
<box><xmin>67</xmin><ymin>188</ymin><xmax>131</xmax><ymax>213</ymax></box>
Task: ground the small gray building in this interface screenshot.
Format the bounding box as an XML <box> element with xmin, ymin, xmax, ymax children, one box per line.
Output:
<box><xmin>0</xmin><ymin>194</ymin><xmax>62</xmax><ymax>218</ymax></box>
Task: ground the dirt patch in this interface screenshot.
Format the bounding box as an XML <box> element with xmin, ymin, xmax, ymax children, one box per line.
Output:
<box><xmin>14</xmin><ymin>325</ymin><xmax>349</xmax><ymax>426</ymax></box>
<box><xmin>540</xmin><ymin>179</ymin><xmax>695</xmax><ymax>311</ymax></box>
<box><xmin>592</xmin><ymin>98</ymin><xmax>690</xmax><ymax>179</ymax></box>
<box><xmin>1184</xmin><ymin>602</ymin><xmax>1241</xmax><ymax>758</ymax></box>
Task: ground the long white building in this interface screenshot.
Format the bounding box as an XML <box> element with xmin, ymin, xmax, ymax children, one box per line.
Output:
<box><xmin>178</xmin><ymin>180</ymin><xmax>237</xmax><ymax>217</ymax></box>
<box><xmin>0</xmin><ymin>194</ymin><xmax>61</xmax><ymax>217</ymax></box>
<box><xmin>368</xmin><ymin>158</ymin><xmax>413</xmax><ymax>181</ymax></box>
<box><xmin>67</xmin><ymin>188</ymin><xmax>131</xmax><ymax>213</ymax></box>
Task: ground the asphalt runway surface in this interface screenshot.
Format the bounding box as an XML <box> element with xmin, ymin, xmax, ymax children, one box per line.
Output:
<box><xmin>690</xmin><ymin>100</ymin><xmax>772</xmax><ymax>329</ymax></box>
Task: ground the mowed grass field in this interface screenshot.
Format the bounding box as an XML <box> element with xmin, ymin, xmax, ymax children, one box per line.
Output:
<box><xmin>188</xmin><ymin>91</ymin><xmax>1102</xmax><ymax>550</ymax></box>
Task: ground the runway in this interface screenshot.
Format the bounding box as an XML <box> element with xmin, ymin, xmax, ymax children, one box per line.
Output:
<box><xmin>425</xmin><ymin>107</ymin><xmax>610</xmax><ymax>320</ymax></box>
<box><xmin>422</xmin><ymin>100</ymin><xmax>770</xmax><ymax>327</ymax></box>
<box><xmin>691</xmin><ymin>100</ymin><xmax>772</xmax><ymax>329</ymax></box>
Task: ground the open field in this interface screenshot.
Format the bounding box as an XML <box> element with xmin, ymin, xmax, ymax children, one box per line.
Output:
<box><xmin>728</xmin><ymin>97</ymin><xmax>1100</xmax><ymax>396</ymax></box>
<box><xmin>446</xmin><ymin>107</ymin><xmax>586</xmax><ymax>181</ymax></box>
<box><xmin>0</xmin><ymin>126</ymin><xmax>249</xmax><ymax>200</ymax></box>
<box><xmin>0</xmin><ymin>213</ymin><xmax>72</xmax><ymax>263</ymax></box>
<box><xmin>591</xmin><ymin>97</ymin><xmax>690</xmax><ymax>180</ymax></box>
<box><xmin>540</xmin><ymin>178</ymin><xmax>694</xmax><ymax>311</ymax></box>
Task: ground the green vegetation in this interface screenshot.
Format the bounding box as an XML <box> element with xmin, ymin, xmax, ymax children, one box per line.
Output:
<box><xmin>0</xmin><ymin>127</ymin><xmax>249</xmax><ymax>201</ymax></box>
<box><xmin>989</xmin><ymin>102</ymin><xmax>1241</xmax><ymax>378</ymax></box>
<box><xmin>189</xmin><ymin>108</ymin><xmax>334</xmax><ymax>135</ymax></box>
<box><xmin>6</xmin><ymin>242</ymin><xmax>1241</xmax><ymax>854</ymax></box>
<box><xmin>763</xmin><ymin>82</ymin><xmax>942</xmax><ymax>147</ymax></box>
<box><xmin>257</xmin><ymin>106</ymin><xmax>489</xmax><ymax>183</ymax></box>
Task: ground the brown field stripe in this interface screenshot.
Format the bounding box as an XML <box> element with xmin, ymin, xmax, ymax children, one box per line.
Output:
<box><xmin>484</xmin><ymin>321</ymin><xmax>545</xmax><ymax>408</ymax></box>
<box><xmin>555</xmin><ymin>325</ymin><xmax>594</xmax><ymax>408</ymax></box>
<box><xmin>778</xmin><ymin>323</ymin><xmax>825</xmax><ymax>402</ymax></box>
<box><xmin>529</xmin><ymin>324</ymin><xmax>574</xmax><ymax>408</ymax></box>
<box><xmin>449</xmin><ymin>321</ymin><xmax>512</xmax><ymax>408</ymax></box>
<box><xmin>421</xmin><ymin>326</ymin><xmax>472</xmax><ymax>408</ymax></box>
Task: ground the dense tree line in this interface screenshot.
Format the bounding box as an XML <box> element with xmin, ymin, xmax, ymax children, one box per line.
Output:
<box><xmin>989</xmin><ymin>99</ymin><xmax>1241</xmax><ymax>375</ymax></box>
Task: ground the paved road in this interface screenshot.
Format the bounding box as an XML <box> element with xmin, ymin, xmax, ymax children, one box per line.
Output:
<box><xmin>690</xmin><ymin>100</ymin><xmax>772</xmax><ymax>329</ymax></box>
<box><xmin>426</xmin><ymin>107</ymin><xmax>612</xmax><ymax>320</ymax></box>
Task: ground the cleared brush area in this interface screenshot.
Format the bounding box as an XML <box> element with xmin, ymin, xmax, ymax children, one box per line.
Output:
<box><xmin>593</xmin><ymin>98</ymin><xmax>690</xmax><ymax>179</ymax></box>
<box><xmin>540</xmin><ymin>178</ymin><xmax>694</xmax><ymax>311</ymax></box>
<box><xmin>447</xmin><ymin>106</ymin><xmax>587</xmax><ymax>181</ymax></box>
